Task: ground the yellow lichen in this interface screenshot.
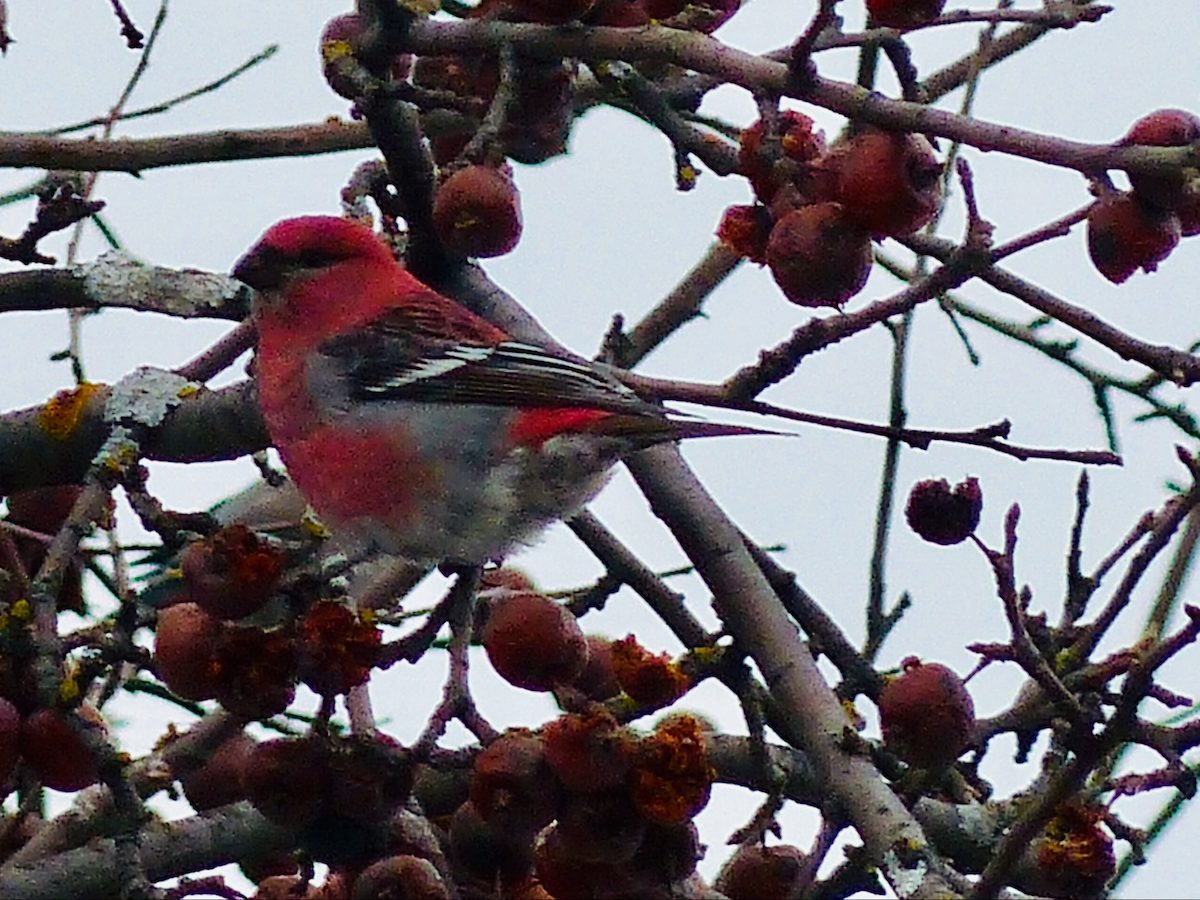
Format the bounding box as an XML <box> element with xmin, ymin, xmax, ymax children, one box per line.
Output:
<box><xmin>39</xmin><ymin>383</ymin><xmax>105</xmax><ymax>441</ymax></box>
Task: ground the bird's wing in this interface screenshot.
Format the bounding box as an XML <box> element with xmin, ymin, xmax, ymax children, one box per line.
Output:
<box><xmin>316</xmin><ymin>302</ymin><xmax>655</xmax><ymax>416</ymax></box>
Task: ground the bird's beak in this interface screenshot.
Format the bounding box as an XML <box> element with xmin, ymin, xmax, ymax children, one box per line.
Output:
<box><xmin>231</xmin><ymin>245</ymin><xmax>286</xmax><ymax>293</ymax></box>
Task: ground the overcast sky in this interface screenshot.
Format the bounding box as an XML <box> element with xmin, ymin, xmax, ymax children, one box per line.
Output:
<box><xmin>2</xmin><ymin>2</ymin><xmax>1200</xmax><ymax>896</ymax></box>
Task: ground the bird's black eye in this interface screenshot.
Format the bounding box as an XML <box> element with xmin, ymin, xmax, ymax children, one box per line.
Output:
<box><xmin>295</xmin><ymin>248</ymin><xmax>347</xmax><ymax>269</ymax></box>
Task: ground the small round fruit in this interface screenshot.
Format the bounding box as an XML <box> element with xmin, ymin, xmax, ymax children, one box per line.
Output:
<box><xmin>154</xmin><ymin>602</ymin><xmax>224</xmax><ymax>701</ymax></box>
<box><xmin>572</xmin><ymin>635</ymin><xmax>622</xmax><ymax>701</ymax></box>
<box><xmin>433</xmin><ymin>164</ymin><xmax>522</xmax><ymax>258</ymax></box>
<box><xmin>714</xmin><ymin>843</ymin><xmax>807</xmax><ymax>900</ymax></box>
<box><xmin>866</xmin><ymin>0</ymin><xmax>946</xmax><ymax>28</ymax></box>
<box><xmin>830</xmin><ymin>128</ymin><xmax>942</xmax><ymax>237</ymax></box>
<box><xmin>878</xmin><ymin>657</ymin><xmax>975</xmax><ymax>768</ymax></box>
<box><xmin>483</xmin><ymin>592</ymin><xmax>588</xmax><ymax>692</ymax></box>
<box><xmin>766</xmin><ymin>202</ymin><xmax>873</xmax><ymax>308</ymax></box>
<box><xmin>20</xmin><ymin>709</ymin><xmax>100</xmax><ymax>792</ymax></box>
<box><xmin>904</xmin><ymin>477</ymin><xmax>982</xmax><ymax>546</ymax></box>
<box><xmin>1120</xmin><ymin>108</ymin><xmax>1200</xmax><ymax>211</ymax></box>
<box><xmin>738</xmin><ymin>111</ymin><xmax>826</xmax><ymax>205</ymax></box>
<box><xmin>554</xmin><ymin>790</ymin><xmax>646</xmax><ymax>865</ymax></box>
<box><xmin>449</xmin><ymin>800</ymin><xmax>536</xmax><ymax>887</ymax></box>
<box><xmin>630</xmin><ymin>715</ymin><xmax>712</xmax><ymax>825</ymax></box>
<box><xmin>470</xmin><ymin>730</ymin><xmax>560</xmax><ymax>836</ymax></box>
<box><xmin>241</xmin><ymin>738</ymin><xmax>329</xmax><ymax>827</ymax></box>
<box><xmin>716</xmin><ymin>204</ymin><xmax>773</xmax><ymax>264</ymax></box>
<box><xmin>182</xmin><ymin>730</ymin><xmax>257</xmax><ymax>811</ymax></box>
<box><xmin>1086</xmin><ymin>191</ymin><xmax>1181</xmax><ymax>284</ymax></box>
<box><xmin>181</xmin><ymin>524</ymin><xmax>284</xmax><ymax>621</ymax></box>
<box><xmin>211</xmin><ymin>625</ymin><xmax>297</xmax><ymax>720</ymax></box>
<box><xmin>352</xmin><ymin>855</ymin><xmax>449</xmax><ymax>899</ymax></box>
<box><xmin>543</xmin><ymin>709</ymin><xmax>634</xmax><ymax>793</ymax></box>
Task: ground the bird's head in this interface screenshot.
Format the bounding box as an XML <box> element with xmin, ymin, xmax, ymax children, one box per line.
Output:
<box><xmin>233</xmin><ymin>216</ymin><xmax>397</xmax><ymax>296</ymax></box>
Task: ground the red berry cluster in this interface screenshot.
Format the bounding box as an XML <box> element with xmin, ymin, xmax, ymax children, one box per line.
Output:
<box><xmin>1087</xmin><ymin>109</ymin><xmax>1200</xmax><ymax>284</ymax></box>
<box><xmin>156</xmin><ymin>598</ymin><xmax>380</xmax><ymax>717</ymax></box>
<box><xmin>449</xmin><ymin>712</ymin><xmax>714</xmax><ymax>897</ymax></box>
<box><xmin>720</xmin><ymin>114</ymin><xmax>942</xmax><ymax>307</ymax></box>
<box><xmin>481</xmin><ymin>592</ymin><xmax>692</xmax><ymax>709</ymax></box>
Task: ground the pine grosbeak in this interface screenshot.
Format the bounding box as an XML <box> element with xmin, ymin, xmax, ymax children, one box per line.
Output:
<box><xmin>234</xmin><ymin>216</ymin><xmax>765</xmax><ymax>566</ymax></box>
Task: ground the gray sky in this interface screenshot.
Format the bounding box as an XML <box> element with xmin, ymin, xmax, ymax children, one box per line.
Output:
<box><xmin>2</xmin><ymin>1</ymin><xmax>1199</xmax><ymax>896</ymax></box>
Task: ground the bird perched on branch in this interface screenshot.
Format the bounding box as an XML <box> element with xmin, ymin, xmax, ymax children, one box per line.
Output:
<box><xmin>234</xmin><ymin>215</ymin><xmax>771</xmax><ymax>566</ymax></box>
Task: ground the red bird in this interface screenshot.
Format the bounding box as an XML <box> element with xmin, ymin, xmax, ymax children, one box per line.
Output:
<box><xmin>235</xmin><ymin>216</ymin><xmax>767</xmax><ymax>566</ymax></box>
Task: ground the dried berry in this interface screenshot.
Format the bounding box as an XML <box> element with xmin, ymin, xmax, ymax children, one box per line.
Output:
<box><xmin>765</xmin><ymin>202</ymin><xmax>873</xmax><ymax>308</ymax></box>
<box><xmin>211</xmin><ymin>625</ymin><xmax>297</xmax><ymax>720</ymax></box>
<box><xmin>241</xmin><ymin>737</ymin><xmax>329</xmax><ymax>827</ymax></box>
<box><xmin>610</xmin><ymin>635</ymin><xmax>689</xmax><ymax>707</ymax></box>
<box><xmin>483</xmin><ymin>592</ymin><xmax>588</xmax><ymax>692</ymax></box>
<box><xmin>433</xmin><ymin>164</ymin><xmax>523</xmax><ymax>258</ymax></box>
<box><xmin>20</xmin><ymin>709</ymin><xmax>100</xmax><ymax>792</ymax></box>
<box><xmin>1028</xmin><ymin>803</ymin><xmax>1115</xmax><ymax>899</ymax></box>
<box><xmin>297</xmin><ymin>601</ymin><xmax>381</xmax><ymax>696</ymax></box>
<box><xmin>715</xmin><ymin>843</ymin><xmax>807</xmax><ymax>900</ymax></box>
<box><xmin>738</xmin><ymin>111</ymin><xmax>827</xmax><ymax>205</ymax></box>
<box><xmin>154</xmin><ymin>602</ymin><xmax>225</xmax><ymax>701</ymax></box>
<box><xmin>1121</xmin><ymin>108</ymin><xmax>1200</xmax><ymax>212</ymax></box>
<box><xmin>449</xmin><ymin>800</ymin><xmax>537</xmax><ymax>888</ymax></box>
<box><xmin>1087</xmin><ymin>190</ymin><xmax>1181</xmax><ymax>284</ymax></box>
<box><xmin>828</xmin><ymin>128</ymin><xmax>942</xmax><ymax>238</ymax></box>
<box><xmin>630</xmin><ymin>714</ymin><xmax>713</xmax><ymax>824</ymax></box>
<box><xmin>182</xmin><ymin>730</ymin><xmax>256</xmax><ymax>811</ymax></box>
<box><xmin>878</xmin><ymin>657</ymin><xmax>975</xmax><ymax>768</ymax></box>
<box><xmin>554</xmin><ymin>789</ymin><xmax>646</xmax><ymax>864</ymax></box>
<box><xmin>866</xmin><ymin>0</ymin><xmax>946</xmax><ymax>28</ymax></box>
<box><xmin>181</xmin><ymin>524</ymin><xmax>284</xmax><ymax>621</ymax></box>
<box><xmin>905</xmin><ymin>477</ymin><xmax>982</xmax><ymax>546</ymax></box>
<box><xmin>351</xmin><ymin>855</ymin><xmax>449</xmax><ymax>899</ymax></box>
<box><xmin>470</xmin><ymin>729</ymin><xmax>560</xmax><ymax>836</ymax></box>
<box><xmin>716</xmin><ymin>204</ymin><xmax>773</xmax><ymax>264</ymax></box>
<box><xmin>543</xmin><ymin>708</ymin><xmax>634</xmax><ymax>793</ymax></box>
<box><xmin>572</xmin><ymin>634</ymin><xmax>623</xmax><ymax>701</ymax></box>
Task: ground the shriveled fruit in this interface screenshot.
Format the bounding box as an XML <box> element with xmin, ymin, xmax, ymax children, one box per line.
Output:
<box><xmin>878</xmin><ymin>657</ymin><xmax>975</xmax><ymax>768</ymax></box>
<box><xmin>572</xmin><ymin>634</ymin><xmax>622</xmax><ymax>701</ymax></box>
<box><xmin>904</xmin><ymin>477</ymin><xmax>982</xmax><ymax>546</ymax></box>
<box><xmin>483</xmin><ymin>592</ymin><xmax>587</xmax><ymax>691</ymax></box>
<box><xmin>715</xmin><ymin>843</ymin><xmax>807</xmax><ymax>900</ymax></box>
<box><xmin>20</xmin><ymin>709</ymin><xmax>100</xmax><ymax>792</ymax></box>
<box><xmin>766</xmin><ymin>202</ymin><xmax>873</xmax><ymax>308</ymax></box>
<box><xmin>352</xmin><ymin>855</ymin><xmax>449</xmax><ymax>899</ymax></box>
<box><xmin>449</xmin><ymin>800</ymin><xmax>536</xmax><ymax>887</ymax></box>
<box><xmin>866</xmin><ymin>0</ymin><xmax>946</xmax><ymax>28</ymax></box>
<box><xmin>241</xmin><ymin>737</ymin><xmax>329</xmax><ymax>827</ymax></box>
<box><xmin>182</xmin><ymin>730</ymin><xmax>256</xmax><ymax>811</ymax></box>
<box><xmin>738</xmin><ymin>110</ymin><xmax>827</xmax><ymax>205</ymax></box>
<box><xmin>543</xmin><ymin>708</ymin><xmax>634</xmax><ymax>793</ymax></box>
<box><xmin>433</xmin><ymin>164</ymin><xmax>523</xmax><ymax>258</ymax></box>
<box><xmin>470</xmin><ymin>729</ymin><xmax>560</xmax><ymax>836</ymax></box>
<box><xmin>154</xmin><ymin>602</ymin><xmax>224</xmax><ymax>701</ymax></box>
<box><xmin>1087</xmin><ymin>191</ymin><xmax>1181</xmax><ymax>284</ymax></box>
<box><xmin>829</xmin><ymin>128</ymin><xmax>942</xmax><ymax>238</ymax></box>
<box><xmin>1120</xmin><ymin>108</ymin><xmax>1200</xmax><ymax>212</ymax></box>
<box><xmin>181</xmin><ymin>524</ymin><xmax>284</xmax><ymax>621</ymax></box>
